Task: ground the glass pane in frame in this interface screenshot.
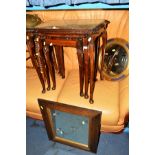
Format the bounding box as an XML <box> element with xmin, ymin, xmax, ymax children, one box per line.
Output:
<box><xmin>51</xmin><ymin>109</ymin><xmax>89</xmax><ymax>145</ymax></box>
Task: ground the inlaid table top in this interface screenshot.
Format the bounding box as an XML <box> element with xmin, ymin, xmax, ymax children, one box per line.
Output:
<box><xmin>27</xmin><ymin>19</ymin><xmax>109</xmax><ymax>34</ymax></box>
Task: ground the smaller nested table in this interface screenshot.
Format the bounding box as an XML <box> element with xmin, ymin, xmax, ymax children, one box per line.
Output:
<box><xmin>26</xmin><ymin>19</ymin><xmax>110</xmax><ymax>103</ymax></box>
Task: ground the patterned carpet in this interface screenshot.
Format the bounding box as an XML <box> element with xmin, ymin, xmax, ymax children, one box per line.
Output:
<box><xmin>26</xmin><ymin>117</ymin><xmax>129</xmax><ymax>155</ymax></box>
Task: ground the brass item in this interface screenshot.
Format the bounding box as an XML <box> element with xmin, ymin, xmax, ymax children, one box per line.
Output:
<box><xmin>26</xmin><ymin>14</ymin><xmax>42</xmax><ymax>28</ymax></box>
<box><xmin>98</xmin><ymin>38</ymin><xmax>129</xmax><ymax>81</ymax></box>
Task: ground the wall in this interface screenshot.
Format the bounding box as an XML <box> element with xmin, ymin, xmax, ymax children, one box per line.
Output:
<box><xmin>27</xmin><ymin>10</ymin><xmax>129</xmax><ymax>69</ymax></box>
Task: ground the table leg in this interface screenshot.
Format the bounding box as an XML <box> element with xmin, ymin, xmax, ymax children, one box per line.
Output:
<box><xmin>84</xmin><ymin>47</ymin><xmax>89</xmax><ymax>99</ymax></box>
<box><xmin>54</xmin><ymin>46</ymin><xmax>61</xmax><ymax>75</ymax></box>
<box><xmin>45</xmin><ymin>66</ymin><xmax>51</xmax><ymax>91</ymax></box>
<box><xmin>77</xmin><ymin>40</ymin><xmax>84</xmax><ymax>97</ymax></box>
<box><xmin>100</xmin><ymin>31</ymin><xmax>107</xmax><ymax>80</ymax></box>
<box><xmin>94</xmin><ymin>37</ymin><xmax>100</xmax><ymax>81</ymax></box>
<box><xmin>34</xmin><ymin>36</ymin><xmax>47</xmax><ymax>93</ymax></box>
<box><xmin>50</xmin><ymin>46</ymin><xmax>58</xmax><ymax>72</ymax></box>
<box><xmin>42</xmin><ymin>45</ymin><xmax>51</xmax><ymax>91</ymax></box>
<box><xmin>88</xmin><ymin>40</ymin><xmax>95</xmax><ymax>104</ymax></box>
<box><xmin>59</xmin><ymin>46</ymin><xmax>65</xmax><ymax>79</ymax></box>
<box><xmin>27</xmin><ymin>36</ymin><xmax>46</xmax><ymax>93</ymax></box>
<box><xmin>43</xmin><ymin>44</ymin><xmax>56</xmax><ymax>90</ymax></box>
<box><xmin>54</xmin><ymin>46</ymin><xmax>65</xmax><ymax>78</ymax></box>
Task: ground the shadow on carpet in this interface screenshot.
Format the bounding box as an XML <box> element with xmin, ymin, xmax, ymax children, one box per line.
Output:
<box><xmin>26</xmin><ymin>117</ymin><xmax>129</xmax><ymax>155</ymax></box>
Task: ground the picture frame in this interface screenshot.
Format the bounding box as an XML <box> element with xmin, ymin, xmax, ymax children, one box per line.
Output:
<box><xmin>38</xmin><ymin>98</ymin><xmax>102</xmax><ymax>153</ymax></box>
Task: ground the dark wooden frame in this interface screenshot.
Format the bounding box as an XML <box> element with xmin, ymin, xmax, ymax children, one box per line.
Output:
<box><xmin>38</xmin><ymin>98</ymin><xmax>102</xmax><ymax>153</ymax></box>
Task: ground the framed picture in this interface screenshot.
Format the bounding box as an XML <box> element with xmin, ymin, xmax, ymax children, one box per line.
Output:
<box><xmin>38</xmin><ymin>98</ymin><xmax>102</xmax><ymax>153</ymax></box>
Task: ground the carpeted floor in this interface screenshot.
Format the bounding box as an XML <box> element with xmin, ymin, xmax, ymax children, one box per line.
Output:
<box><xmin>26</xmin><ymin>117</ymin><xmax>129</xmax><ymax>155</ymax></box>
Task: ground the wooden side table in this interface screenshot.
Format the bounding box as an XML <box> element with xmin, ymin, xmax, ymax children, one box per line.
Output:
<box><xmin>26</xmin><ymin>19</ymin><xmax>110</xmax><ymax>103</ymax></box>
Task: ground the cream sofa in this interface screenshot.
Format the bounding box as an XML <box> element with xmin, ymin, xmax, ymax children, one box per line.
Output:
<box><xmin>26</xmin><ymin>48</ymin><xmax>129</xmax><ymax>132</ymax></box>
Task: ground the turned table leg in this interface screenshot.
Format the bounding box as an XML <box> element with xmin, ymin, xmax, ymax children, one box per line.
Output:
<box><xmin>34</xmin><ymin>36</ymin><xmax>47</xmax><ymax>93</ymax></box>
<box><xmin>83</xmin><ymin>46</ymin><xmax>89</xmax><ymax>99</ymax></box>
<box><xmin>100</xmin><ymin>31</ymin><xmax>107</xmax><ymax>80</ymax></box>
<box><xmin>94</xmin><ymin>37</ymin><xmax>100</xmax><ymax>81</ymax></box>
<box><xmin>45</xmin><ymin>66</ymin><xmax>51</xmax><ymax>91</ymax></box>
<box><xmin>43</xmin><ymin>43</ymin><xmax>56</xmax><ymax>90</ymax></box>
<box><xmin>77</xmin><ymin>39</ymin><xmax>84</xmax><ymax>97</ymax></box>
<box><xmin>50</xmin><ymin>46</ymin><xmax>58</xmax><ymax>73</ymax></box>
<box><xmin>88</xmin><ymin>39</ymin><xmax>95</xmax><ymax>104</ymax></box>
<box><xmin>54</xmin><ymin>46</ymin><xmax>61</xmax><ymax>75</ymax></box>
<box><xmin>59</xmin><ymin>46</ymin><xmax>65</xmax><ymax>79</ymax></box>
<box><xmin>26</xmin><ymin>36</ymin><xmax>46</xmax><ymax>93</ymax></box>
<box><xmin>54</xmin><ymin>46</ymin><xmax>65</xmax><ymax>79</ymax></box>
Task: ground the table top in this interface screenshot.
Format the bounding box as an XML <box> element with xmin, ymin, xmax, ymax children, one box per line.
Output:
<box><xmin>27</xmin><ymin>19</ymin><xmax>110</xmax><ymax>34</ymax></box>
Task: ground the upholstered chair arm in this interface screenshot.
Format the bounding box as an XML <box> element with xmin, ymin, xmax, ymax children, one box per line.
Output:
<box><xmin>117</xmin><ymin>76</ymin><xmax>129</xmax><ymax>125</ymax></box>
